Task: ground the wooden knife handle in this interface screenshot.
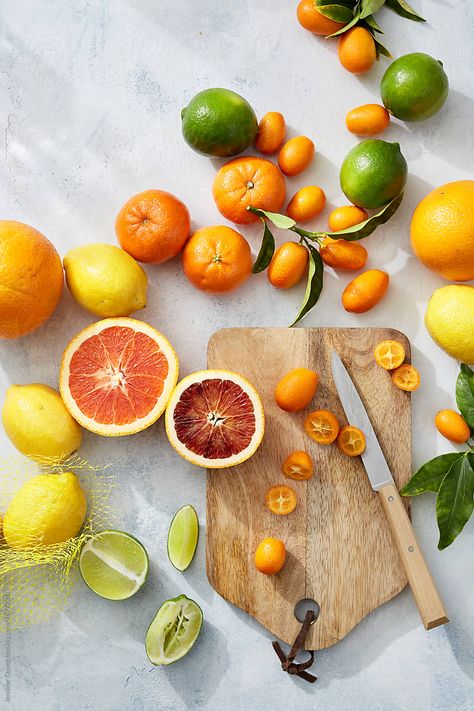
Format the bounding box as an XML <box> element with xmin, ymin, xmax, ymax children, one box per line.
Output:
<box><xmin>379</xmin><ymin>482</ymin><xmax>449</xmax><ymax>630</ymax></box>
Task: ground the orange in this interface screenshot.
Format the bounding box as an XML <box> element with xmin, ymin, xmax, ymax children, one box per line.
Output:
<box><xmin>410</xmin><ymin>181</ymin><xmax>474</xmax><ymax>282</ymax></box>
<box><xmin>374</xmin><ymin>340</ymin><xmax>406</xmax><ymax>370</ymax></box>
<box><xmin>304</xmin><ymin>409</ymin><xmax>340</xmax><ymax>444</ymax></box>
<box><xmin>0</xmin><ymin>220</ymin><xmax>63</xmax><ymax>339</ymax></box>
<box><xmin>342</xmin><ymin>269</ymin><xmax>389</xmax><ymax>313</ymax></box>
<box><xmin>329</xmin><ymin>206</ymin><xmax>368</xmax><ymax>232</ymax></box>
<box><xmin>275</xmin><ymin>367</ymin><xmax>319</xmax><ymax>412</ymax></box>
<box><xmin>337</xmin><ymin>425</ymin><xmax>366</xmax><ymax>456</ymax></box>
<box><xmin>182</xmin><ymin>226</ymin><xmax>252</xmax><ymax>293</ymax></box>
<box><xmin>338</xmin><ymin>27</ymin><xmax>376</xmax><ymax>74</ymax></box>
<box><xmin>212</xmin><ymin>156</ymin><xmax>286</xmax><ymax>225</ymax></box>
<box><xmin>287</xmin><ymin>186</ymin><xmax>326</xmax><ymax>223</ymax></box>
<box><xmin>255</xmin><ymin>112</ymin><xmax>286</xmax><ymax>154</ymax></box>
<box><xmin>282</xmin><ymin>450</ymin><xmax>313</xmax><ymax>481</ymax></box>
<box><xmin>345</xmin><ymin>104</ymin><xmax>390</xmax><ymax>136</ymax></box>
<box><xmin>278</xmin><ymin>136</ymin><xmax>315</xmax><ymax>177</ymax></box>
<box><xmin>296</xmin><ymin>0</ymin><xmax>346</xmax><ymax>35</ymax></box>
<box><xmin>434</xmin><ymin>410</ymin><xmax>470</xmax><ymax>444</ymax></box>
<box><xmin>115</xmin><ymin>189</ymin><xmax>190</xmax><ymax>264</ymax></box>
<box><xmin>254</xmin><ymin>537</ymin><xmax>286</xmax><ymax>575</ymax></box>
<box><xmin>265</xmin><ymin>485</ymin><xmax>297</xmax><ymax>515</ymax></box>
<box><xmin>267</xmin><ymin>242</ymin><xmax>309</xmax><ymax>289</ymax></box>
<box><xmin>391</xmin><ymin>364</ymin><xmax>420</xmax><ymax>392</ymax></box>
<box><xmin>320</xmin><ymin>238</ymin><xmax>367</xmax><ymax>271</ymax></box>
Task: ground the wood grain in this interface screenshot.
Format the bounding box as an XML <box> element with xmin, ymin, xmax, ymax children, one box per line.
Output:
<box><xmin>206</xmin><ymin>327</ymin><xmax>412</xmax><ymax>650</ymax></box>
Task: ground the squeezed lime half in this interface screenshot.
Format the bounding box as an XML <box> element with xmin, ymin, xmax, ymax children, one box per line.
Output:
<box><xmin>145</xmin><ymin>594</ymin><xmax>203</xmax><ymax>665</ymax></box>
<box><xmin>167</xmin><ymin>505</ymin><xmax>199</xmax><ymax>572</ymax></box>
<box><xmin>79</xmin><ymin>530</ymin><xmax>149</xmax><ymax>600</ymax></box>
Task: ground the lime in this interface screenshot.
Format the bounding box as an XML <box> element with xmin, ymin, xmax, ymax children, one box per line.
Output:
<box><xmin>181</xmin><ymin>88</ymin><xmax>258</xmax><ymax>157</ymax></box>
<box><xmin>340</xmin><ymin>139</ymin><xmax>407</xmax><ymax>209</ymax></box>
<box><xmin>79</xmin><ymin>530</ymin><xmax>148</xmax><ymax>600</ymax></box>
<box><xmin>381</xmin><ymin>53</ymin><xmax>449</xmax><ymax>122</ymax></box>
<box><xmin>145</xmin><ymin>594</ymin><xmax>203</xmax><ymax>665</ymax></box>
<box><xmin>167</xmin><ymin>505</ymin><xmax>199</xmax><ymax>572</ymax></box>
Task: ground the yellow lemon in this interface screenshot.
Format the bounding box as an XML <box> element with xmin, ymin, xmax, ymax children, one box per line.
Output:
<box><xmin>425</xmin><ymin>285</ymin><xmax>474</xmax><ymax>363</ymax></box>
<box><xmin>63</xmin><ymin>243</ymin><xmax>147</xmax><ymax>317</ymax></box>
<box><xmin>3</xmin><ymin>472</ymin><xmax>87</xmax><ymax>548</ymax></box>
<box><xmin>2</xmin><ymin>384</ymin><xmax>82</xmax><ymax>462</ymax></box>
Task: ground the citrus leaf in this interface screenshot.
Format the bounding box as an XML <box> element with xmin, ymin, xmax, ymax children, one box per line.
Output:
<box><xmin>374</xmin><ymin>37</ymin><xmax>392</xmax><ymax>58</ymax></box>
<box><xmin>364</xmin><ymin>14</ymin><xmax>384</xmax><ymax>32</ymax></box>
<box><xmin>290</xmin><ymin>245</ymin><xmax>323</xmax><ymax>326</ymax></box>
<box><xmin>247</xmin><ymin>206</ymin><xmax>296</xmax><ymax>230</ymax></box>
<box><xmin>456</xmin><ymin>364</ymin><xmax>474</xmax><ymax>431</ymax></box>
<box><xmin>323</xmin><ymin>192</ymin><xmax>403</xmax><ymax>241</ymax></box>
<box><xmin>436</xmin><ymin>453</ymin><xmax>474</xmax><ymax>550</ymax></box>
<box><xmin>252</xmin><ymin>218</ymin><xmax>275</xmax><ymax>274</ymax></box>
<box><xmin>360</xmin><ymin>0</ymin><xmax>385</xmax><ymax>19</ymax></box>
<box><xmin>326</xmin><ymin>10</ymin><xmax>361</xmax><ymax>36</ymax></box>
<box><xmin>316</xmin><ymin>3</ymin><xmax>354</xmax><ymax>22</ymax></box>
<box><xmin>385</xmin><ymin>0</ymin><xmax>425</xmax><ymax>22</ymax></box>
<box><xmin>400</xmin><ymin>453</ymin><xmax>465</xmax><ymax>496</ymax></box>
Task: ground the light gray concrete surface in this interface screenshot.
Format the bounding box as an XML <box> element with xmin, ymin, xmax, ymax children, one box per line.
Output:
<box><xmin>0</xmin><ymin>1</ymin><xmax>473</xmax><ymax>709</ymax></box>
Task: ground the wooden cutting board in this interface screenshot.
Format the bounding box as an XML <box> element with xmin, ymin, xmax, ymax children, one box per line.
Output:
<box><xmin>206</xmin><ymin>327</ymin><xmax>412</xmax><ymax>650</ymax></box>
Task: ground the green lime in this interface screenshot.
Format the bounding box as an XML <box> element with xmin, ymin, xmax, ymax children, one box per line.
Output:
<box><xmin>181</xmin><ymin>88</ymin><xmax>258</xmax><ymax>157</ymax></box>
<box><xmin>381</xmin><ymin>53</ymin><xmax>449</xmax><ymax>122</ymax></box>
<box><xmin>167</xmin><ymin>504</ymin><xmax>199</xmax><ymax>572</ymax></box>
<box><xmin>79</xmin><ymin>530</ymin><xmax>148</xmax><ymax>600</ymax></box>
<box><xmin>340</xmin><ymin>139</ymin><xmax>407</xmax><ymax>209</ymax></box>
<box><xmin>145</xmin><ymin>594</ymin><xmax>203</xmax><ymax>665</ymax></box>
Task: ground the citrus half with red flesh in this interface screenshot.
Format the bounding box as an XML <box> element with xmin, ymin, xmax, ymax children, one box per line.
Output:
<box><xmin>165</xmin><ymin>370</ymin><xmax>264</xmax><ymax>468</ymax></box>
<box><xmin>60</xmin><ymin>318</ymin><xmax>179</xmax><ymax>436</ymax></box>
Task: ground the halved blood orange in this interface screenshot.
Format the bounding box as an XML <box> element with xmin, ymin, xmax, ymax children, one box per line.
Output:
<box><xmin>59</xmin><ymin>318</ymin><xmax>179</xmax><ymax>436</ymax></box>
<box><xmin>165</xmin><ymin>370</ymin><xmax>264</xmax><ymax>468</ymax></box>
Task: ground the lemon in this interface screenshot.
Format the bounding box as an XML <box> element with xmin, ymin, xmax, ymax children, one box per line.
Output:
<box><xmin>425</xmin><ymin>285</ymin><xmax>474</xmax><ymax>363</ymax></box>
<box><xmin>2</xmin><ymin>384</ymin><xmax>82</xmax><ymax>462</ymax></box>
<box><xmin>64</xmin><ymin>243</ymin><xmax>147</xmax><ymax>317</ymax></box>
<box><xmin>3</xmin><ymin>472</ymin><xmax>87</xmax><ymax>548</ymax></box>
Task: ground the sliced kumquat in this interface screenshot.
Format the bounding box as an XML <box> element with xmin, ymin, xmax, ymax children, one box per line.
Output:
<box><xmin>304</xmin><ymin>409</ymin><xmax>340</xmax><ymax>444</ymax></box>
<box><xmin>337</xmin><ymin>426</ymin><xmax>366</xmax><ymax>456</ymax></box>
<box><xmin>265</xmin><ymin>485</ymin><xmax>297</xmax><ymax>516</ymax></box>
<box><xmin>374</xmin><ymin>340</ymin><xmax>406</xmax><ymax>371</ymax></box>
<box><xmin>282</xmin><ymin>450</ymin><xmax>314</xmax><ymax>481</ymax></box>
<box><xmin>391</xmin><ymin>364</ymin><xmax>420</xmax><ymax>392</ymax></box>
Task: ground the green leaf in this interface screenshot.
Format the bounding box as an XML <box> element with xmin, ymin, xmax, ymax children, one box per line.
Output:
<box><xmin>290</xmin><ymin>245</ymin><xmax>323</xmax><ymax>327</ymax></box>
<box><xmin>456</xmin><ymin>364</ymin><xmax>474</xmax><ymax>431</ymax></box>
<box><xmin>324</xmin><ymin>192</ymin><xmax>403</xmax><ymax>241</ymax></box>
<box><xmin>360</xmin><ymin>0</ymin><xmax>385</xmax><ymax>19</ymax></box>
<box><xmin>252</xmin><ymin>218</ymin><xmax>275</xmax><ymax>274</ymax></box>
<box><xmin>364</xmin><ymin>14</ymin><xmax>384</xmax><ymax>32</ymax></box>
<box><xmin>316</xmin><ymin>3</ymin><xmax>354</xmax><ymax>22</ymax></box>
<box><xmin>327</xmin><ymin>10</ymin><xmax>361</xmax><ymax>36</ymax></box>
<box><xmin>374</xmin><ymin>37</ymin><xmax>392</xmax><ymax>58</ymax></box>
<box><xmin>247</xmin><ymin>206</ymin><xmax>296</xmax><ymax>230</ymax></box>
<box><xmin>385</xmin><ymin>0</ymin><xmax>425</xmax><ymax>22</ymax></box>
<box><xmin>436</xmin><ymin>453</ymin><xmax>474</xmax><ymax>550</ymax></box>
<box><xmin>401</xmin><ymin>453</ymin><xmax>465</xmax><ymax>496</ymax></box>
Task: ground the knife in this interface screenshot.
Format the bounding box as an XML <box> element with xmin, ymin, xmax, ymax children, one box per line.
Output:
<box><xmin>331</xmin><ymin>350</ymin><xmax>448</xmax><ymax>630</ymax></box>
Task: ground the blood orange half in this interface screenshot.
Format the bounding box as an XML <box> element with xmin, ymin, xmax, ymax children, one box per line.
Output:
<box><xmin>165</xmin><ymin>370</ymin><xmax>265</xmax><ymax>468</ymax></box>
<box><xmin>59</xmin><ymin>318</ymin><xmax>179</xmax><ymax>436</ymax></box>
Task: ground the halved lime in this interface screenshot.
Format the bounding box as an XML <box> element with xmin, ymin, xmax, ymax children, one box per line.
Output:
<box><xmin>145</xmin><ymin>594</ymin><xmax>203</xmax><ymax>665</ymax></box>
<box><xmin>167</xmin><ymin>505</ymin><xmax>199</xmax><ymax>572</ymax></box>
<box><xmin>79</xmin><ymin>530</ymin><xmax>149</xmax><ymax>600</ymax></box>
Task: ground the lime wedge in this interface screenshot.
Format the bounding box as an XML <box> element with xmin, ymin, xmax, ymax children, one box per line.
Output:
<box><xmin>145</xmin><ymin>595</ymin><xmax>203</xmax><ymax>665</ymax></box>
<box><xmin>79</xmin><ymin>530</ymin><xmax>148</xmax><ymax>600</ymax></box>
<box><xmin>167</xmin><ymin>505</ymin><xmax>199</xmax><ymax>571</ymax></box>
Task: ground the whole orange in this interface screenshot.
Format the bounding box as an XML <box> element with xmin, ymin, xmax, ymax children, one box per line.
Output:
<box><xmin>275</xmin><ymin>367</ymin><xmax>319</xmax><ymax>412</ymax></box>
<box><xmin>328</xmin><ymin>205</ymin><xmax>368</xmax><ymax>232</ymax></box>
<box><xmin>182</xmin><ymin>225</ymin><xmax>252</xmax><ymax>293</ymax></box>
<box><xmin>278</xmin><ymin>136</ymin><xmax>315</xmax><ymax>177</ymax></box>
<box><xmin>115</xmin><ymin>189</ymin><xmax>190</xmax><ymax>264</ymax></box>
<box><xmin>255</xmin><ymin>112</ymin><xmax>286</xmax><ymax>155</ymax></box>
<box><xmin>338</xmin><ymin>27</ymin><xmax>376</xmax><ymax>74</ymax></box>
<box><xmin>296</xmin><ymin>0</ymin><xmax>346</xmax><ymax>36</ymax></box>
<box><xmin>410</xmin><ymin>180</ymin><xmax>474</xmax><ymax>281</ymax></box>
<box><xmin>254</xmin><ymin>537</ymin><xmax>286</xmax><ymax>575</ymax></box>
<box><xmin>342</xmin><ymin>269</ymin><xmax>389</xmax><ymax>313</ymax></box>
<box><xmin>212</xmin><ymin>156</ymin><xmax>286</xmax><ymax>225</ymax></box>
<box><xmin>267</xmin><ymin>242</ymin><xmax>309</xmax><ymax>289</ymax></box>
<box><xmin>287</xmin><ymin>186</ymin><xmax>326</xmax><ymax>223</ymax></box>
<box><xmin>0</xmin><ymin>221</ymin><xmax>63</xmax><ymax>339</ymax></box>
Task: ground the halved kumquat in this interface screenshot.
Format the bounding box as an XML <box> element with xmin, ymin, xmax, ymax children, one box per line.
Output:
<box><xmin>374</xmin><ymin>340</ymin><xmax>406</xmax><ymax>371</ymax></box>
<box><xmin>304</xmin><ymin>409</ymin><xmax>340</xmax><ymax>444</ymax></box>
<box><xmin>337</xmin><ymin>426</ymin><xmax>366</xmax><ymax>456</ymax></box>
<box><xmin>282</xmin><ymin>450</ymin><xmax>313</xmax><ymax>481</ymax></box>
<box><xmin>265</xmin><ymin>485</ymin><xmax>297</xmax><ymax>515</ymax></box>
<box><xmin>391</xmin><ymin>364</ymin><xmax>420</xmax><ymax>392</ymax></box>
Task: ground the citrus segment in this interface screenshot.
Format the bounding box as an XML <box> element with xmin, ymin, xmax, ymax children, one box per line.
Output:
<box><xmin>167</xmin><ymin>505</ymin><xmax>199</xmax><ymax>572</ymax></box>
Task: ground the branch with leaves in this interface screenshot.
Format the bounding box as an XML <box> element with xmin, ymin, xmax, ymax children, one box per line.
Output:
<box><xmin>401</xmin><ymin>364</ymin><xmax>474</xmax><ymax>550</ymax></box>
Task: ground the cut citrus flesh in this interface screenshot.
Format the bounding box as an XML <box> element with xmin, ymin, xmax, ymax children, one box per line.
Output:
<box><xmin>145</xmin><ymin>594</ymin><xmax>203</xmax><ymax>665</ymax></box>
<box><xmin>79</xmin><ymin>530</ymin><xmax>149</xmax><ymax>600</ymax></box>
<box><xmin>337</xmin><ymin>426</ymin><xmax>366</xmax><ymax>456</ymax></box>
<box><xmin>392</xmin><ymin>364</ymin><xmax>420</xmax><ymax>392</ymax></box>
<box><xmin>265</xmin><ymin>485</ymin><xmax>297</xmax><ymax>515</ymax></box>
<box><xmin>374</xmin><ymin>340</ymin><xmax>405</xmax><ymax>370</ymax></box>
<box><xmin>282</xmin><ymin>450</ymin><xmax>313</xmax><ymax>480</ymax></box>
<box><xmin>304</xmin><ymin>409</ymin><xmax>340</xmax><ymax>444</ymax></box>
<box><xmin>165</xmin><ymin>369</ymin><xmax>264</xmax><ymax>468</ymax></box>
<box><xmin>60</xmin><ymin>318</ymin><xmax>179</xmax><ymax>436</ymax></box>
<box><xmin>167</xmin><ymin>505</ymin><xmax>199</xmax><ymax>571</ymax></box>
